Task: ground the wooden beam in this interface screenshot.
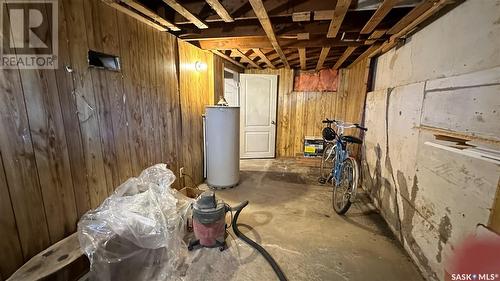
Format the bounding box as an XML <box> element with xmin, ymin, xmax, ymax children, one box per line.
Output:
<box><xmin>327</xmin><ymin>0</ymin><xmax>351</xmax><ymax>38</ymax></box>
<box><xmin>205</xmin><ymin>0</ymin><xmax>234</xmax><ymax>22</ymax></box>
<box><xmin>348</xmin><ymin>44</ymin><xmax>382</xmax><ymax>67</ymax></box>
<box><xmin>360</xmin><ymin>0</ymin><xmax>399</xmax><ymax>34</ymax></box>
<box><xmin>297</xmin><ymin>33</ymin><xmax>309</xmax><ymax>40</ymax></box>
<box><xmin>121</xmin><ymin>0</ymin><xmax>180</xmax><ymax>31</ymax></box>
<box><xmin>211</xmin><ymin>50</ymin><xmax>245</xmax><ymax>68</ymax></box>
<box><xmin>316</xmin><ymin>47</ymin><xmax>330</xmax><ymax>71</ymax></box>
<box><xmin>292</xmin><ymin>12</ymin><xmax>311</xmax><ymax>22</ymax></box>
<box><xmin>365</xmin><ymin>29</ymin><xmax>387</xmax><ymax>44</ymax></box>
<box><xmin>333</xmin><ymin>46</ymin><xmax>357</xmax><ymax>69</ymax></box>
<box><xmin>161</xmin><ymin>0</ymin><xmax>208</xmax><ymax>29</ymax></box>
<box><xmin>387</xmin><ymin>0</ymin><xmax>437</xmax><ymax>35</ymax></box>
<box><xmin>252</xmin><ymin>48</ymin><xmax>274</xmax><ymax>68</ymax></box>
<box><xmin>102</xmin><ymin>1</ymin><xmax>167</xmax><ymax>31</ymax></box>
<box><xmin>198</xmin><ymin>35</ymin><xmax>362</xmax><ymax>50</ymax></box>
<box><xmin>248</xmin><ymin>0</ymin><xmax>290</xmax><ymax>68</ymax></box>
<box><xmin>298</xmin><ymin>48</ymin><xmax>306</xmax><ymax>70</ymax></box>
<box><xmin>232</xmin><ymin>49</ymin><xmax>261</xmax><ymax>68</ymax></box>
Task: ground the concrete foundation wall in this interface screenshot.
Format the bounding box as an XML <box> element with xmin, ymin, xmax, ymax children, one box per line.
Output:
<box><xmin>362</xmin><ymin>1</ymin><xmax>500</xmax><ymax>280</ymax></box>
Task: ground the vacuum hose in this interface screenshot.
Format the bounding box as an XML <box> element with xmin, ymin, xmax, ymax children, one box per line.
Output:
<box><xmin>231</xmin><ymin>201</ymin><xmax>288</xmax><ymax>281</ymax></box>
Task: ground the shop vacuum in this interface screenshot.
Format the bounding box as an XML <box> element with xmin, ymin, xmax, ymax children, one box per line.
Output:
<box><xmin>188</xmin><ymin>191</ymin><xmax>287</xmax><ymax>281</ymax></box>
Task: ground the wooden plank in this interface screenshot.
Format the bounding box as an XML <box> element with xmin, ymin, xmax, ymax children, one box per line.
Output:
<box><xmin>365</xmin><ymin>29</ymin><xmax>387</xmax><ymax>44</ymax></box>
<box><xmin>316</xmin><ymin>47</ymin><xmax>331</xmax><ymax>71</ymax></box>
<box><xmin>232</xmin><ymin>49</ymin><xmax>261</xmax><ymax>68</ymax></box>
<box><xmin>198</xmin><ymin>35</ymin><xmax>361</xmax><ymax>50</ymax></box>
<box><xmin>161</xmin><ymin>0</ymin><xmax>208</xmax><ymax>29</ymax></box>
<box><xmin>252</xmin><ymin>48</ymin><xmax>274</xmax><ymax>68</ymax></box>
<box><xmin>296</xmin><ymin>33</ymin><xmax>309</xmax><ymax>40</ymax></box>
<box><xmin>327</xmin><ymin>0</ymin><xmax>351</xmax><ymax>38</ymax></box>
<box><xmin>387</xmin><ymin>0</ymin><xmax>436</xmax><ymax>35</ymax></box>
<box><xmin>56</xmin><ymin>0</ymin><xmax>91</xmax><ymax>218</ymax></box>
<box><xmin>7</xmin><ymin>233</ymin><xmax>83</xmax><ymax>281</ymax></box>
<box><xmin>0</xmin><ymin>152</ymin><xmax>24</xmax><ymax>278</ymax></box>
<box><xmin>205</xmin><ymin>0</ymin><xmax>234</xmax><ymax>22</ymax></box>
<box><xmin>122</xmin><ymin>0</ymin><xmax>180</xmax><ymax>31</ymax></box>
<box><xmin>349</xmin><ymin>44</ymin><xmax>382</xmax><ymax>67</ymax></box>
<box><xmin>298</xmin><ymin>48</ymin><xmax>306</xmax><ymax>70</ymax></box>
<box><xmin>314</xmin><ymin>10</ymin><xmax>333</xmax><ymax>21</ymax></box>
<box><xmin>211</xmin><ymin>50</ymin><xmax>246</xmax><ymax>68</ymax></box>
<box><xmin>360</xmin><ymin>0</ymin><xmax>399</xmax><ymax>34</ymax></box>
<box><xmin>102</xmin><ymin>0</ymin><xmax>168</xmax><ymax>31</ymax></box>
<box><xmin>333</xmin><ymin>46</ymin><xmax>357</xmax><ymax>69</ymax></box>
<box><xmin>248</xmin><ymin>0</ymin><xmax>290</xmax><ymax>68</ymax></box>
<box><xmin>292</xmin><ymin>11</ymin><xmax>311</xmax><ymax>22</ymax></box>
<box><xmin>65</xmin><ymin>0</ymin><xmax>109</xmax><ymax>208</ymax></box>
<box><xmin>0</xmin><ymin>68</ymin><xmax>51</xmax><ymax>260</ymax></box>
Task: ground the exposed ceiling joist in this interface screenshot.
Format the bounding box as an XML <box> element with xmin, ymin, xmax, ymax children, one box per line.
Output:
<box><xmin>103</xmin><ymin>0</ymin><xmax>167</xmax><ymax>31</ymax></box>
<box><xmin>327</xmin><ymin>0</ymin><xmax>352</xmax><ymax>38</ymax></box>
<box><xmin>387</xmin><ymin>0</ymin><xmax>436</xmax><ymax>35</ymax></box>
<box><xmin>121</xmin><ymin>0</ymin><xmax>180</xmax><ymax>31</ymax></box>
<box><xmin>211</xmin><ymin>50</ymin><xmax>245</xmax><ymax>68</ymax></box>
<box><xmin>349</xmin><ymin>44</ymin><xmax>382</xmax><ymax>67</ymax></box>
<box><xmin>205</xmin><ymin>0</ymin><xmax>234</xmax><ymax>22</ymax></box>
<box><xmin>316</xmin><ymin>47</ymin><xmax>331</xmax><ymax>71</ymax></box>
<box><xmin>252</xmin><ymin>48</ymin><xmax>275</xmax><ymax>68</ymax></box>
<box><xmin>248</xmin><ymin>0</ymin><xmax>290</xmax><ymax>68</ymax></box>
<box><xmin>360</xmin><ymin>0</ymin><xmax>399</xmax><ymax>34</ymax></box>
<box><xmin>298</xmin><ymin>48</ymin><xmax>306</xmax><ymax>70</ymax></box>
<box><xmin>333</xmin><ymin>46</ymin><xmax>357</xmax><ymax>69</ymax></box>
<box><xmin>232</xmin><ymin>49</ymin><xmax>262</xmax><ymax>68</ymax></box>
<box><xmin>365</xmin><ymin>29</ymin><xmax>387</xmax><ymax>44</ymax></box>
<box><xmin>197</xmin><ymin>35</ymin><xmax>361</xmax><ymax>50</ymax></box>
<box><xmin>292</xmin><ymin>12</ymin><xmax>311</xmax><ymax>22</ymax></box>
<box><xmin>161</xmin><ymin>0</ymin><xmax>208</xmax><ymax>29</ymax></box>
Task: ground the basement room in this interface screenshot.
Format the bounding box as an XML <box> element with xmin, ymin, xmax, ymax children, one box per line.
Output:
<box><xmin>0</xmin><ymin>0</ymin><xmax>499</xmax><ymax>280</ymax></box>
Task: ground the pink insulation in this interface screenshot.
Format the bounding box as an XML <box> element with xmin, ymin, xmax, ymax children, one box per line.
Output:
<box><xmin>293</xmin><ymin>68</ymin><xmax>339</xmax><ymax>92</ymax></box>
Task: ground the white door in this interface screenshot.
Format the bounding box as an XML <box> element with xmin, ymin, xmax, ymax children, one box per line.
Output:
<box><xmin>240</xmin><ymin>74</ymin><xmax>278</xmax><ymax>158</ymax></box>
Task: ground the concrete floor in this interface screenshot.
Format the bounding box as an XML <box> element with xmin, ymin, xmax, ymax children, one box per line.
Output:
<box><xmin>195</xmin><ymin>158</ymin><xmax>424</xmax><ymax>281</ymax></box>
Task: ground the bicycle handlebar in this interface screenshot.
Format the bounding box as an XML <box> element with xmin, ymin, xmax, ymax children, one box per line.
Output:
<box><xmin>322</xmin><ymin>118</ymin><xmax>335</xmax><ymax>124</ymax></box>
<box><xmin>322</xmin><ymin>119</ymin><xmax>368</xmax><ymax>131</ymax></box>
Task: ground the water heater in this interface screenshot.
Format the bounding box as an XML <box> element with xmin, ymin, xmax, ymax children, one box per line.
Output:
<box><xmin>204</xmin><ymin>106</ymin><xmax>240</xmax><ymax>188</ymax></box>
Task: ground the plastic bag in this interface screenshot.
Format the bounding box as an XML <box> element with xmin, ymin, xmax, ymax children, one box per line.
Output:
<box><xmin>78</xmin><ymin>164</ymin><xmax>193</xmax><ymax>281</ymax></box>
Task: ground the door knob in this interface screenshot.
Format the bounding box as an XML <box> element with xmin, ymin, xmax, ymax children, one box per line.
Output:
<box><xmin>271</xmin><ymin>121</ymin><xmax>276</xmax><ymax>125</ymax></box>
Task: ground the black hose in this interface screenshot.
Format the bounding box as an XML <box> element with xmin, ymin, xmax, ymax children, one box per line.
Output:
<box><xmin>231</xmin><ymin>201</ymin><xmax>288</xmax><ymax>281</ymax></box>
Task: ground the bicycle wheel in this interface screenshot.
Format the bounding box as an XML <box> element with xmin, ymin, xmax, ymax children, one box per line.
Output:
<box><xmin>319</xmin><ymin>143</ymin><xmax>336</xmax><ymax>184</ymax></box>
<box><xmin>332</xmin><ymin>157</ymin><xmax>359</xmax><ymax>214</ymax></box>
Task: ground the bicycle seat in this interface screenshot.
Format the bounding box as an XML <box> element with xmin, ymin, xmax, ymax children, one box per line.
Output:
<box><xmin>341</xmin><ymin>135</ymin><xmax>362</xmax><ymax>144</ymax></box>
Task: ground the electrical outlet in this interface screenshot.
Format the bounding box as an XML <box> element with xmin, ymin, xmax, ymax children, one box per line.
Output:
<box><xmin>179</xmin><ymin>167</ymin><xmax>184</xmax><ymax>177</ymax></box>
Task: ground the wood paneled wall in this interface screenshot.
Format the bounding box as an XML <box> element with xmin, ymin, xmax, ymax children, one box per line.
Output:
<box><xmin>246</xmin><ymin>58</ymin><xmax>370</xmax><ymax>158</ymax></box>
<box><xmin>0</xmin><ymin>0</ymin><xmax>213</xmax><ymax>278</ymax></box>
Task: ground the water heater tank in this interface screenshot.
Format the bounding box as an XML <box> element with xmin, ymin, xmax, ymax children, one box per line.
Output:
<box><xmin>205</xmin><ymin>106</ymin><xmax>240</xmax><ymax>188</ymax></box>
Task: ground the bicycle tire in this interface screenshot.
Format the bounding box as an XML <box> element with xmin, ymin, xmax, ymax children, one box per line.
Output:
<box><xmin>332</xmin><ymin>157</ymin><xmax>359</xmax><ymax>214</ymax></box>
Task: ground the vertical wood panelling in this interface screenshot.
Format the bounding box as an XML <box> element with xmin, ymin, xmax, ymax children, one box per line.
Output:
<box><xmin>0</xmin><ymin>152</ymin><xmax>24</xmax><ymax>278</ymax></box>
<box><xmin>178</xmin><ymin>40</ymin><xmax>216</xmax><ymax>185</ymax></box>
<box><xmin>0</xmin><ymin>0</ymin><xmax>191</xmax><ymax>277</ymax></box>
<box><xmin>246</xmin><ymin>58</ymin><xmax>370</xmax><ymax>158</ymax></box>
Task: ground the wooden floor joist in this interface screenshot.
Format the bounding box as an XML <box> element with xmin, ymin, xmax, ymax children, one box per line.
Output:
<box><xmin>211</xmin><ymin>50</ymin><xmax>245</xmax><ymax>68</ymax></box>
<box><xmin>232</xmin><ymin>49</ymin><xmax>261</xmax><ymax>68</ymax></box>
<box><xmin>327</xmin><ymin>0</ymin><xmax>351</xmax><ymax>38</ymax></box>
<box><xmin>298</xmin><ymin>48</ymin><xmax>306</xmax><ymax>70</ymax></box>
<box><xmin>333</xmin><ymin>46</ymin><xmax>357</xmax><ymax>69</ymax></box>
<box><xmin>161</xmin><ymin>0</ymin><xmax>208</xmax><ymax>29</ymax></box>
<box><xmin>102</xmin><ymin>0</ymin><xmax>167</xmax><ymax>31</ymax></box>
<box><xmin>121</xmin><ymin>0</ymin><xmax>180</xmax><ymax>31</ymax></box>
<box><xmin>348</xmin><ymin>44</ymin><xmax>382</xmax><ymax>67</ymax></box>
<box><xmin>249</xmin><ymin>0</ymin><xmax>290</xmax><ymax>68</ymax></box>
<box><xmin>360</xmin><ymin>0</ymin><xmax>399</xmax><ymax>34</ymax></box>
<box><xmin>315</xmin><ymin>47</ymin><xmax>330</xmax><ymax>71</ymax></box>
<box><xmin>205</xmin><ymin>0</ymin><xmax>234</xmax><ymax>22</ymax></box>
<box><xmin>252</xmin><ymin>48</ymin><xmax>274</xmax><ymax>68</ymax></box>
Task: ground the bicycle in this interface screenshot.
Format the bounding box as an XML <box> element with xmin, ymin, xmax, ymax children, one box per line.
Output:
<box><xmin>318</xmin><ymin>118</ymin><xmax>367</xmax><ymax>214</ymax></box>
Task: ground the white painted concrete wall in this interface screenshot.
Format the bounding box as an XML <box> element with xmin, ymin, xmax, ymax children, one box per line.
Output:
<box><xmin>362</xmin><ymin>1</ymin><xmax>500</xmax><ymax>280</ymax></box>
